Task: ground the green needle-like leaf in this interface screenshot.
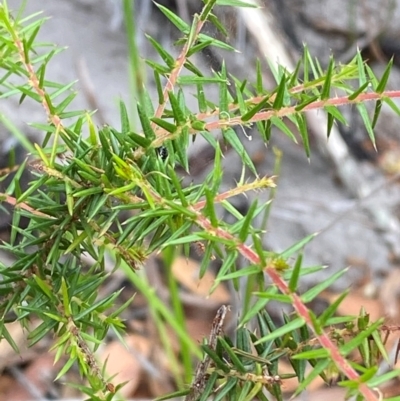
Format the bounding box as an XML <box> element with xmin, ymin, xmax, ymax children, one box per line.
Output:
<box><xmin>128</xmin><ymin>132</ymin><xmax>152</xmax><ymax>147</ymax></box>
<box><xmin>237</xmin><ymin>381</ymin><xmax>254</xmax><ymax>401</ymax></box>
<box><xmin>0</xmin><ymin>323</ymin><xmax>20</xmax><ymax>353</ymax></box>
<box><xmin>294</xmin><ymin>95</ymin><xmax>319</xmax><ymax>112</ymax></box>
<box><xmin>219</xmin><ymin>61</ymin><xmax>229</xmax><ymax>115</ymax></box>
<box><xmin>348</xmin><ymin>81</ymin><xmax>370</xmax><ymax>101</ymax></box>
<box><xmin>356</xmin><ymin>49</ymin><xmax>367</xmax><ymax>85</ymax></box>
<box><xmin>119</xmin><ymin>100</ymin><xmax>130</xmax><ymax>132</ymax></box>
<box><xmin>376</xmin><ymin>57</ymin><xmax>393</xmax><ymax>94</ymax></box>
<box><xmin>301</xmin><ymin>268</ymin><xmax>348</xmax><ymax>303</ymax></box>
<box><xmin>356</xmin><ymin>103</ymin><xmax>376</xmax><ymax>150</ymax></box>
<box><xmin>216</xmin><ymin>0</ymin><xmax>257</xmax><ymax>7</ymax></box>
<box><xmin>288</xmin><ymin>253</ymin><xmax>303</xmax><ymax>292</ymax></box>
<box><xmin>146</xmin><ymin>34</ymin><xmax>175</xmax><ymax>68</ymax></box>
<box><xmin>321</xmin><ymin>56</ymin><xmax>334</xmax><ymax>100</ymax></box>
<box><xmin>271</xmin><ymin>116</ymin><xmax>297</xmax><ymax>143</ymax></box>
<box><xmin>168</xmin><ymin>91</ymin><xmax>186</xmax><ymax>125</ymax></box>
<box><xmin>241</xmin><ymin>95</ymin><xmax>271</xmax><ymax>122</ymax></box>
<box><xmin>223</xmin><ymin>127</ymin><xmax>257</xmax><ymax>175</ymax></box>
<box><xmin>196</xmin><ymin>83</ymin><xmax>207</xmax><ymax>113</ymax></box>
<box><xmin>371</xmin><ymin>99</ymin><xmax>382</xmax><ymax>129</ymax></box>
<box><xmin>292</xmin><ymin>359</ymin><xmax>330</xmax><ymax>397</ymax></box>
<box><xmin>280</xmin><ymin>233</ymin><xmax>317</xmax><ymax>259</ymax></box>
<box><xmin>326</xmin><ymin>110</ymin><xmax>335</xmax><ymax>138</ymax></box>
<box><xmin>187</xmin><ymin>39</ymin><xmax>214</xmax><ymax>57</ymax></box>
<box><xmin>137</xmin><ymin>103</ymin><xmax>156</xmax><ymax>140</ymax></box>
<box><xmin>151</xmin><ymin>117</ymin><xmax>177</xmax><ymax>133</ymax></box>
<box><xmin>238</xmin><ymin>200</ymin><xmax>257</xmax><ymax>242</ymax></box>
<box><xmin>155</xmin><ymin>3</ymin><xmax>190</xmax><ymax>33</ymax></box>
<box><xmin>213</xmin><ymin>377</ymin><xmax>237</xmax><ymax>401</ymax></box>
<box><xmin>295</xmin><ymin>113</ymin><xmax>310</xmax><ymax>158</ymax></box>
<box><xmin>272</xmin><ymin>74</ymin><xmax>287</xmax><ymax>110</ymax></box>
<box><xmin>319</xmin><ymin>289</ymin><xmax>349</xmax><ymax>327</ymax></box>
<box><xmin>255</xmin><ymin>317</ymin><xmax>305</xmax><ymax>344</ymax></box>
<box><xmin>155</xmin><ymin>389</ymin><xmax>191</xmax><ymax>401</ymax></box>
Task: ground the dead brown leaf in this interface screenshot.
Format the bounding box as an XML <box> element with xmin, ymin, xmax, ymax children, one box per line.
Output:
<box><xmin>2</xmin><ymin>353</ymin><xmax>56</xmax><ymax>401</ymax></box>
<box><xmin>379</xmin><ymin>269</ymin><xmax>400</xmax><ymax>319</ymax></box>
<box><xmin>0</xmin><ymin>322</ymin><xmax>28</xmax><ymax>372</ymax></box>
<box><xmin>100</xmin><ymin>334</ymin><xmax>150</xmax><ymax>398</ymax></box>
<box><xmin>171</xmin><ymin>256</ymin><xmax>230</xmax><ymax>303</ymax></box>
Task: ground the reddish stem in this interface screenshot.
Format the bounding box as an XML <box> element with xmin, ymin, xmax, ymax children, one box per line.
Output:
<box><xmin>152</xmin><ymin>18</ymin><xmax>205</xmax><ymax>131</ymax></box>
<box><xmin>205</xmin><ymin>90</ymin><xmax>400</xmax><ymax>131</ymax></box>
<box><xmin>192</xmin><ymin>209</ymin><xmax>379</xmax><ymax>401</ymax></box>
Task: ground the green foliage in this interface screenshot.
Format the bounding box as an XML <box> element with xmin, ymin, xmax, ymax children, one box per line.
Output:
<box><xmin>0</xmin><ymin>1</ymin><xmax>398</xmax><ymax>400</ymax></box>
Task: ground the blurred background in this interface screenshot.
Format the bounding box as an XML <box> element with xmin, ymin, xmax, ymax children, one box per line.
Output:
<box><xmin>2</xmin><ymin>0</ymin><xmax>400</xmax><ymax>399</ymax></box>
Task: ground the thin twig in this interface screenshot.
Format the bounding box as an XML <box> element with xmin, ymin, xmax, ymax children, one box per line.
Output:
<box><xmin>185</xmin><ymin>305</ymin><xmax>229</xmax><ymax>401</ymax></box>
<box><xmin>11</xmin><ymin>21</ymin><xmax>64</xmax><ymax>134</ymax></box>
<box><xmin>204</xmin><ymin>90</ymin><xmax>400</xmax><ymax>131</ymax></box>
<box><xmin>188</xmin><ymin>208</ymin><xmax>379</xmax><ymax>401</ymax></box>
<box><xmin>151</xmin><ymin>2</ymin><xmax>210</xmax><ymax>131</ymax></box>
<box><xmin>0</xmin><ymin>192</ymin><xmax>55</xmax><ymax>219</ymax></box>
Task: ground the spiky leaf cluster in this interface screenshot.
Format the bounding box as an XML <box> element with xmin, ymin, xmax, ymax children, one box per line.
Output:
<box><xmin>0</xmin><ymin>1</ymin><xmax>398</xmax><ymax>400</ymax></box>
